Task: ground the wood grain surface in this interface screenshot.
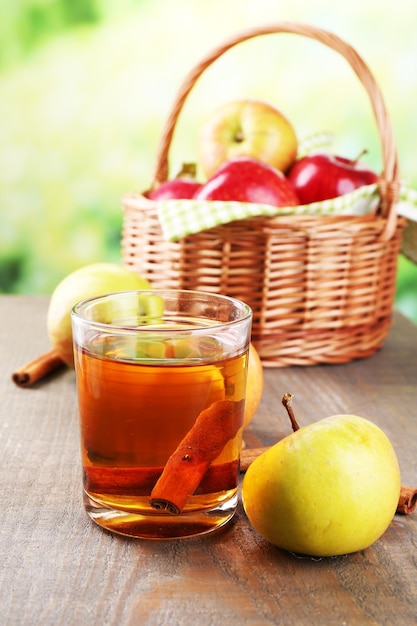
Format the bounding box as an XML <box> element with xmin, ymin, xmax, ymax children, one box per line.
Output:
<box><xmin>1</xmin><ymin>295</ymin><xmax>416</xmax><ymax>625</ymax></box>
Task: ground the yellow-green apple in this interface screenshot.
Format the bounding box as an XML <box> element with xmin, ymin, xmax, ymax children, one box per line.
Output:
<box><xmin>287</xmin><ymin>151</ymin><xmax>378</xmax><ymax>204</ymax></box>
<box><xmin>198</xmin><ymin>99</ymin><xmax>298</xmax><ymax>178</ymax></box>
<box><xmin>47</xmin><ymin>263</ymin><xmax>151</xmax><ymax>367</ymax></box>
<box><xmin>194</xmin><ymin>156</ymin><xmax>299</xmax><ymax>206</ymax></box>
<box><xmin>243</xmin><ymin>344</ymin><xmax>264</xmax><ymax>429</ymax></box>
<box><xmin>242</xmin><ymin>413</ymin><xmax>401</xmax><ymax>557</ymax></box>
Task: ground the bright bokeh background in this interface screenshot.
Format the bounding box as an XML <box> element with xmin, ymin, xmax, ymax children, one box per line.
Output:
<box><xmin>1</xmin><ymin>0</ymin><xmax>416</xmax><ymax>320</ymax></box>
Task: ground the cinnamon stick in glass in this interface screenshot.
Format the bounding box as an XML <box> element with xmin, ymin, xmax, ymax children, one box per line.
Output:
<box><xmin>12</xmin><ymin>349</ymin><xmax>65</xmax><ymax>388</ymax></box>
<box><xmin>149</xmin><ymin>399</ymin><xmax>244</xmax><ymax>514</ymax></box>
<box><xmin>84</xmin><ymin>460</ymin><xmax>239</xmax><ymax>497</ymax></box>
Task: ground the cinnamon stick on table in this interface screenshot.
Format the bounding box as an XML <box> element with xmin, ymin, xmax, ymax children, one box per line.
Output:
<box><xmin>12</xmin><ymin>349</ymin><xmax>65</xmax><ymax>388</ymax></box>
<box><xmin>149</xmin><ymin>399</ymin><xmax>244</xmax><ymax>515</ymax></box>
<box><xmin>397</xmin><ymin>486</ymin><xmax>417</xmax><ymax>515</ymax></box>
<box><xmin>240</xmin><ymin>447</ymin><xmax>417</xmax><ymax>516</ymax></box>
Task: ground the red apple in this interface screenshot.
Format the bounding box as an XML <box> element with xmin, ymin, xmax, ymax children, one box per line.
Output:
<box><xmin>198</xmin><ymin>99</ymin><xmax>298</xmax><ymax>178</ymax></box>
<box><xmin>194</xmin><ymin>156</ymin><xmax>300</xmax><ymax>207</ymax></box>
<box><xmin>287</xmin><ymin>152</ymin><xmax>378</xmax><ymax>204</ymax></box>
<box><xmin>148</xmin><ymin>177</ymin><xmax>202</xmax><ymax>200</ymax></box>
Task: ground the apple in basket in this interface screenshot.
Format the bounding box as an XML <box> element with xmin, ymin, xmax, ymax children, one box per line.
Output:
<box><xmin>287</xmin><ymin>151</ymin><xmax>378</xmax><ymax>204</ymax></box>
<box><xmin>197</xmin><ymin>99</ymin><xmax>298</xmax><ymax>178</ymax></box>
<box><xmin>147</xmin><ymin>164</ymin><xmax>202</xmax><ymax>200</ymax></box>
<box><xmin>194</xmin><ymin>156</ymin><xmax>300</xmax><ymax>206</ymax></box>
<box><xmin>148</xmin><ymin>178</ymin><xmax>202</xmax><ymax>200</ymax></box>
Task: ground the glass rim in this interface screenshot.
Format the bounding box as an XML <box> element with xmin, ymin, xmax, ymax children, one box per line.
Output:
<box><xmin>71</xmin><ymin>289</ymin><xmax>252</xmax><ymax>334</ymax></box>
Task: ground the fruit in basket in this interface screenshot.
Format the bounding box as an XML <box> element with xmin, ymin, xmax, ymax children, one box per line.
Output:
<box><xmin>198</xmin><ymin>99</ymin><xmax>298</xmax><ymax>178</ymax></box>
<box><xmin>148</xmin><ymin>164</ymin><xmax>202</xmax><ymax>200</ymax></box>
<box><xmin>47</xmin><ymin>263</ymin><xmax>151</xmax><ymax>367</ymax></box>
<box><xmin>287</xmin><ymin>151</ymin><xmax>378</xmax><ymax>204</ymax></box>
<box><xmin>194</xmin><ymin>156</ymin><xmax>299</xmax><ymax>206</ymax></box>
<box><xmin>244</xmin><ymin>344</ymin><xmax>264</xmax><ymax>429</ymax></box>
<box><xmin>242</xmin><ymin>395</ymin><xmax>401</xmax><ymax>557</ymax></box>
<box><xmin>148</xmin><ymin>178</ymin><xmax>202</xmax><ymax>200</ymax></box>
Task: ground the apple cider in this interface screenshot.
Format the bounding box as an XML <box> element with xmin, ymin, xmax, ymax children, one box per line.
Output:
<box><xmin>72</xmin><ymin>290</ymin><xmax>252</xmax><ymax>539</ymax></box>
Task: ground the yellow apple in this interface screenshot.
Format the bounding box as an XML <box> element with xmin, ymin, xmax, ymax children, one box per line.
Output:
<box><xmin>47</xmin><ymin>263</ymin><xmax>151</xmax><ymax>367</ymax></box>
<box><xmin>197</xmin><ymin>99</ymin><xmax>298</xmax><ymax>178</ymax></box>
<box><xmin>242</xmin><ymin>414</ymin><xmax>401</xmax><ymax>556</ymax></box>
<box><xmin>243</xmin><ymin>343</ymin><xmax>264</xmax><ymax>428</ymax></box>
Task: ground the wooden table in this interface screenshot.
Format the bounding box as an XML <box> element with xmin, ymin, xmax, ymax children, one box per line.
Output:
<box><xmin>1</xmin><ymin>295</ymin><xmax>416</xmax><ymax>625</ymax></box>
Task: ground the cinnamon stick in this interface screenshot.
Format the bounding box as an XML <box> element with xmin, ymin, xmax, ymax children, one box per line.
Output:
<box><xmin>240</xmin><ymin>446</ymin><xmax>417</xmax><ymax>516</ymax></box>
<box><xmin>12</xmin><ymin>349</ymin><xmax>66</xmax><ymax>388</ymax></box>
<box><xmin>84</xmin><ymin>460</ymin><xmax>239</xmax><ymax>497</ymax></box>
<box><xmin>240</xmin><ymin>446</ymin><xmax>270</xmax><ymax>472</ymax></box>
<box><xmin>397</xmin><ymin>486</ymin><xmax>417</xmax><ymax>515</ymax></box>
<box><xmin>149</xmin><ymin>399</ymin><xmax>244</xmax><ymax>514</ymax></box>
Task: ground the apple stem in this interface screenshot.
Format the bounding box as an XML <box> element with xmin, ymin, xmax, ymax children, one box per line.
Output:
<box><xmin>352</xmin><ymin>149</ymin><xmax>368</xmax><ymax>165</ymax></box>
<box><xmin>282</xmin><ymin>393</ymin><xmax>300</xmax><ymax>432</ymax></box>
<box><xmin>176</xmin><ymin>162</ymin><xmax>197</xmax><ymax>179</ymax></box>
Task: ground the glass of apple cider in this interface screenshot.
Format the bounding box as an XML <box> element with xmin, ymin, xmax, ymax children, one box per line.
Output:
<box><xmin>71</xmin><ymin>289</ymin><xmax>252</xmax><ymax>539</ymax></box>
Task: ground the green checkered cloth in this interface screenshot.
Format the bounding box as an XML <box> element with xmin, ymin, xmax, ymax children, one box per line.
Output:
<box><xmin>156</xmin><ymin>132</ymin><xmax>417</xmax><ymax>241</ymax></box>
<box><xmin>157</xmin><ymin>183</ymin><xmax>417</xmax><ymax>242</ymax></box>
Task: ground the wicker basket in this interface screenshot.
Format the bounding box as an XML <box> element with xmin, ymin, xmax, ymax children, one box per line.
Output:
<box><xmin>122</xmin><ymin>22</ymin><xmax>407</xmax><ymax>367</ymax></box>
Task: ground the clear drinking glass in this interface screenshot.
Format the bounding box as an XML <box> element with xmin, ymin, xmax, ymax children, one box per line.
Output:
<box><xmin>71</xmin><ymin>289</ymin><xmax>252</xmax><ymax>539</ymax></box>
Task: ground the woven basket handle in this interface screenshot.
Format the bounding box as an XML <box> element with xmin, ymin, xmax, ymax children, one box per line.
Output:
<box><xmin>151</xmin><ymin>22</ymin><xmax>400</xmax><ymax>239</ymax></box>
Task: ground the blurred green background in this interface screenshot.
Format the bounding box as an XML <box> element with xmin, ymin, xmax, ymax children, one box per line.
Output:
<box><xmin>1</xmin><ymin>0</ymin><xmax>416</xmax><ymax>321</ymax></box>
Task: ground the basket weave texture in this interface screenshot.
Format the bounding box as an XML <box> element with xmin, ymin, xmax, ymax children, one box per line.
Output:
<box><xmin>122</xmin><ymin>22</ymin><xmax>407</xmax><ymax>367</ymax></box>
